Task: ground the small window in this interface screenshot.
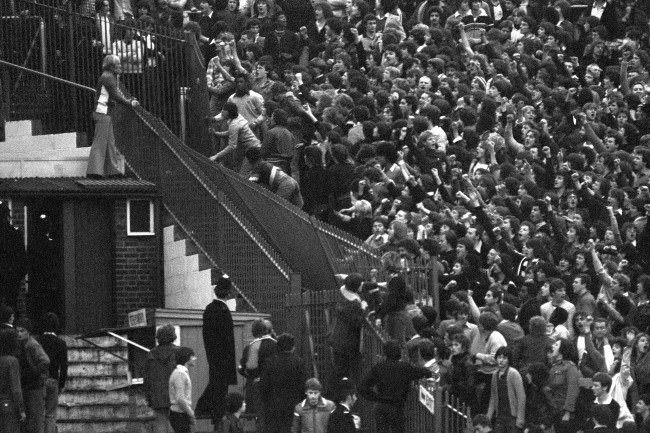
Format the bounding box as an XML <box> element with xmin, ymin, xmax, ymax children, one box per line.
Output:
<box><xmin>127</xmin><ymin>200</ymin><xmax>154</xmax><ymax>236</ymax></box>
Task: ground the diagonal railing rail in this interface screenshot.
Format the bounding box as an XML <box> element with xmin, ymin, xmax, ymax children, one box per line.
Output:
<box><xmin>2</xmin><ymin>0</ymin><xmax>189</xmax><ymax>138</ymax></box>
<box><xmin>112</xmin><ymin>101</ymin><xmax>300</xmax><ymax>327</ymax></box>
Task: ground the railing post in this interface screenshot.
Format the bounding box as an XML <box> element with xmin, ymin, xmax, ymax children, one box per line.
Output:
<box><xmin>66</xmin><ymin>1</ymin><xmax>79</xmax><ymax>132</ymax></box>
<box><xmin>179</xmin><ymin>86</ymin><xmax>188</xmax><ymax>144</ymax></box>
<box><xmin>429</xmin><ymin>257</ymin><xmax>440</xmax><ymax>324</ymax></box>
<box><xmin>39</xmin><ymin>18</ymin><xmax>46</xmax><ymax>74</ymax></box>
<box><xmin>434</xmin><ymin>385</ymin><xmax>442</xmax><ymax>433</ymax></box>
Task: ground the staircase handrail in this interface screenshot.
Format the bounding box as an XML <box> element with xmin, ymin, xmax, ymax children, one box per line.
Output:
<box><xmin>182</xmin><ymin>145</ymin><xmax>382</xmax><ymax>273</ymax></box>
<box><xmin>0</xmin><ymin>59</ymin><xmax>97</xmax><ymax>93</ymax></box>
<box><xmin>122</xmin><ymin>103</ymin><xmax>295</xmax><ymax>304</ymax></box>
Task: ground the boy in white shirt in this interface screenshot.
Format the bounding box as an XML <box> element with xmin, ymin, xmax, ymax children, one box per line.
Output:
<box><xmin>169</xmin><ymin>347</ymin><xmax>197</xmax><ymax>433</ymax></box>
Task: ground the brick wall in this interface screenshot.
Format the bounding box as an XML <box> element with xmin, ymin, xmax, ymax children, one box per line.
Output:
<box><xmin>113</xmin><ymin>199</ymin><xmax>163</xmax><ymax>326</ymax></box>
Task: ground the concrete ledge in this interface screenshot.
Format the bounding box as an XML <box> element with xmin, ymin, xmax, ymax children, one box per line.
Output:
<box><xmin>5</xmin><ymin>120</ymin><xmax>41</xmax><ymax>139</ymax></box>
<box><xmin>58</xmin><ymin>421</ymin><xmax>151</xmax><ymax>433</ymax></box>
<box><xmin>1</xmin><ymin>132</ymin><xmax>78</xmax><ymax>150</ymax></box>
<box><xmin>68</xmin><ymin>348</ymin><xmax>128</xmax><ymax>363</ymax></box>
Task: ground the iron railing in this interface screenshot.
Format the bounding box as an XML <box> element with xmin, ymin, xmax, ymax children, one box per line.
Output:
<box><xmin>291</xmin><ymin>288</ymin><xmax>471</xmax><ymax>433</ymax></box>
<box><xmin>111</xmin><ymin>101</ymin><xmax>300</xmax><ymax>330</ymax></box>
<box><xmin>2</xmin><ymin>0</ymin><xmax>188</xmax><ymax>138</ymax></box>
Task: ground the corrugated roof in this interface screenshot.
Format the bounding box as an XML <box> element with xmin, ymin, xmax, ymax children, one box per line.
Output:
<box><xmin>0</xmin><ymin>177</ymin><xmax>158</xmax><ymax>197</ymax></box>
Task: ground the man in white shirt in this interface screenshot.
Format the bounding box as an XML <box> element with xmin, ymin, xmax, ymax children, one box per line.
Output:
<box><xmin>541</xmin><ymin>279</ymin><xmax>575</xmax><ymax>337</ymax></box>
<box><xmin>169</xmin><ymin>347</ymin><xmax>197</xmax><ymax>432</ymax></box>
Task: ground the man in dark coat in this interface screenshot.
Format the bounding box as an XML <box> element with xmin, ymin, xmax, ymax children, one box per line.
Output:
<box><xmin>328</xmin><ymin>273</ymin><xmax>366</xmax><ymax>384</ymax></box>
<box><xmin>327</xmin><ymin>379</ymin><xmax>360</xmax><ymax>433</ymax></box>
<box><xmin>260</xmin><ymin>333</ymin><xmax>306</xmax><ymax>433</ymax></box>
<box><xmin>359</xmin><ymin>340</ymin><xmax>432</xmax><ymax>433</ymax></box>
<box><xmin>0</xmin><ymin>201</ymin><xmax>27</xmax><ymax>310</ymax></box>
<box><xmin>196</xmin><ymin>275</ymin><xmax>237</xmax><ymax>422</ymax></box>
<box><xmin>143</xmin><ymin>324</ymin><xmax>178</xmax><ymax>433</ymax></box>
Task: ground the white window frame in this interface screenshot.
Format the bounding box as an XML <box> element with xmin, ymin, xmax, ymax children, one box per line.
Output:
<box><xmin>126</xmin><ymin>199</ymin><xmax>155</xmax><ymax>236</ymax></box>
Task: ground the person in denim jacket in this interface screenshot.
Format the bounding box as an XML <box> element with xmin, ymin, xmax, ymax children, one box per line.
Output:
<box><xmin>546</xmin><ymin>338</ymin><xmax>580</xmax><ymax>433</ymax></box>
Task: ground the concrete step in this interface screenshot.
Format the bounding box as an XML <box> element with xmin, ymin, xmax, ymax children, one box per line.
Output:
<box><xmin>58</xmin><ymin>402</ymin><xmax>152</xmax><ymax>420</ymax></box>
<box><xmin>59</xmin><ymin>390</ymin><xmax>132</xmax><ymax>406</ymax></box>
<box><xmin>62</xmin><ymin>335</ymin><xmax>127</xmax><ymax>348</ymax></box>
<box><xmin>165</xmin><ymin>268</ymin><xmax>214</xmax><ymax>309</ymax></box>
<box><xmin>57</xmin><ymin>420</ymin><xmax>152</xmax><ymax>433</ymax></box>
<box><xmin>65</xmin><ymin>375</ymin><xmax>130</xmax><ymax>391</ymax></box>
<box><xmin>68</xmin><ymin>347</ymin><xmax>128</xmax><ymax>363</ymax></box>
<box><xmin>0</xmin><ymin>132</ymin><xmax>78</xmax><ymax>150</ymax></box>
<box><xmin>5</xmin><ymin>120</ymin><xmax>42</xmax><ymax>139</ymax></box>
<box><xmin>67</xmin><ymin>362</ymin><xmax>130</xmax><ymax>377</ymax></box>
<box><xmin>0</xmin><ymin>147</ymin><xmax>90</xmax><ymax>159</ymax></box>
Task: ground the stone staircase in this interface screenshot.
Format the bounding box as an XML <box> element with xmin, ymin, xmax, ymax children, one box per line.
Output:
<box><xmin>0</xmin><ymin>120</ymin><xmax>92</xmax><ymax>178</ymax></box>
<box><xmin>163</xmin><ymin>222</ymin><xmax>224</xmax><ymax>310</ymax></box>
<box><xmin>58</xmin><ymin>335</ymin><xmax>153</xmax><ymax>433</ymax></box>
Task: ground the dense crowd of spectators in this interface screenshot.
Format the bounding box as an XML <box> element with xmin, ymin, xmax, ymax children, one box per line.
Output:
<box><xmin>12</xmin><ymin>0</ymin><xmax>650</xmax><ymax>430</ymax></box>
<box><xmin>176</xmin><ymin>0</ymin><xmax>650</xmax><ymax>430</ymax></box>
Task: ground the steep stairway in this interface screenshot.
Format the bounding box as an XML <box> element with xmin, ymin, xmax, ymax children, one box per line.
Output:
<box><xmin>164</xmin><ymin>222</ymin><xmax>222</xmax><ymax>310</ymax></box>
<box><xmin>0</xmin><ymin>120</ymin><xmax>91</xmax><ymax>178</ymax></box>
<box><xmin>58</xmin><ymin>335</ymin><xmax>153</xmax><ymax>433</ymax></box>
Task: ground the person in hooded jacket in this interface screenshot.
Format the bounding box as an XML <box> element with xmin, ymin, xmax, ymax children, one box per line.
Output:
<box><xmin>144</xmin><ymin>324</ymin><xmax>179</xmax><ymax>433</ymax></box>
<box><xmin>511</xmin><ymin>315</ymin><xmax>554</xmax><ymax>371</ymax></box>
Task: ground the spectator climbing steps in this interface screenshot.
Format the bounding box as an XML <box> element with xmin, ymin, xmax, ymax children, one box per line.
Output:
<box><xmin>57</xmin><ymin>335</ymin><xmax>153</xmax><ymax>433</ymax></box>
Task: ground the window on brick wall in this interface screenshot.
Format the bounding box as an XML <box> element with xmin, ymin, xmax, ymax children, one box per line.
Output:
<box><xmin>127</xmin><ymin>199</ymin><xmax>154</xmax><ymax>236</ymax></box>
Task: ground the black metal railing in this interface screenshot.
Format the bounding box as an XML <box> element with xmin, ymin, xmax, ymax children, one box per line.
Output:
<box><xmin>112</xmin><ymin>101</ymin><xmax>300</xmax><ymax>330</ymax></box>
<box><xmin>0</xmin><ymin>59</ymin><xmax>97</xmax><ymax>141</ymax></box>
<box><xmin>2</xmin><ymin>0</ymin><xmax>188</xmax><ymax>138</ymax></box>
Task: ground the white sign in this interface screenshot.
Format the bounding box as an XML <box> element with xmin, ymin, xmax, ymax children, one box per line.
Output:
<box><xmin>128</xmin><ymin>309</ymin><xmax>147</xmax><ymax>327</ymax></box>
<box><xmin>419</xmin><ymin>385</ymin><xmax>435</xmax><ymax>415</ymax></box>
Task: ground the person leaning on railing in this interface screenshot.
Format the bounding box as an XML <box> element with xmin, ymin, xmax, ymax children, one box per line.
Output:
<box><xmin>87</xmin><ymin>54</ymin><xmax>139</xmax><ymax>179</ymax></box>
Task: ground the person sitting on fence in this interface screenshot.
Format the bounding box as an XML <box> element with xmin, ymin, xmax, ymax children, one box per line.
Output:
<box><xmin>358</xmin><ymin>340</ymin><xmax>432</xmax><ymax>433</ymax></box>
<box><xmin>291</xmin><ymin>378</ymin><xmax>335</xmax><ymax>433</ymax></box>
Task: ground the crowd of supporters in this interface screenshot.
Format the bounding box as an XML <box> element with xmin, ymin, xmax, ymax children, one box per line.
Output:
<box><xmin>13</xmin><ymin>0</ymin><xmax>650</xmax><ymax>430</ymax></box>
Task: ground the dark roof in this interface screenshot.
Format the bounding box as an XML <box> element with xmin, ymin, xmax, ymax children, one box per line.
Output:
<box><xmin>0</xmin><ymin>177</ymin><xmax>158</xmax><ymax>197</ymax></box>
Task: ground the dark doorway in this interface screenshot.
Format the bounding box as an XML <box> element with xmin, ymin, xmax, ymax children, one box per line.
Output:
<box><xmin>63</xmin><ymin>200</ymin><xmax>115</xmax><ymax>334</ymax></box>
<box><xmin>26</xmin><ymin>199</ymin><xmax>65</xmax><ymax>331</ymax></box>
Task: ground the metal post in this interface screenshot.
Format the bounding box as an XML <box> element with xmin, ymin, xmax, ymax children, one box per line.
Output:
<box><xmin>179</xmin><ymin>86</ymin><xmax>188</xmax><ymax>144</ymax></box>
<box><xmin>430</xmin><ymin>257</ymin><xmax>440</xmax><ymax>324</ymax></box>
<box><xmin>434</xmin><ymin>385</ymin><xmax>442</xmax><ymax>433</ymax></box>
<box><xmin>66</xmin><ymin>2</ymin><xmax>79</xmax><ymax>131</ymax></box>
<box><xmin>39</xmin><ymin>18</ymin><xmax>46</xmax><ymax>74</ymax></box>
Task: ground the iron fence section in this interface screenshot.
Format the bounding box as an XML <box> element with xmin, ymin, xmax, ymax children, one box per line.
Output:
<box><xmin>112</xmin><ymin>102</ymin><xmax>297</xmax><ymax>330</ymax></box>
<box><xmin>3</xmin><ymin>0</ymin><xmax>188</xmax><ymax>137</ymax></box>
<box><xmin>292</xmin><ymin>289</ymin><xmax>468</xmax><ymax>433</ymax></box>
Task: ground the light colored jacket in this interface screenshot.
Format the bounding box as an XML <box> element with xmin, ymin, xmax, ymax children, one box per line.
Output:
<box><xmin>487</xmin><ymin>366</ymin><xmax>526</xmax><ymax>426</ymax></box>
<box><xmin>291</xmin><ymin>397</ymin><xmax>335</xmax><ymax>433</ymax></box>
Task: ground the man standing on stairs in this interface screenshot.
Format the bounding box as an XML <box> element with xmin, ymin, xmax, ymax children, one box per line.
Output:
<box><xmin>196</xmin><ymin>275</ymin><xmax>237</xmax><ymax>425</ymax></box>
<box><xmin>86</xmin><ymin>54</ymin><xmax>139</xmax><ymax>179</ymax></box>
<box><xmin>144</xmin><ymin>324</ymin><xmax>179</xmax><ymax>433</ymax></box>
